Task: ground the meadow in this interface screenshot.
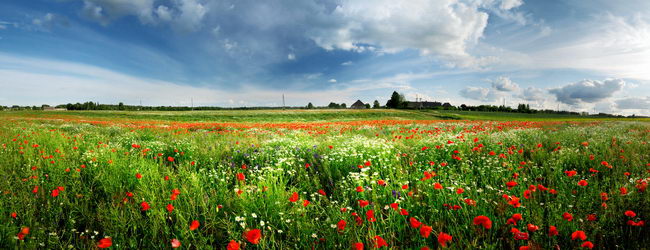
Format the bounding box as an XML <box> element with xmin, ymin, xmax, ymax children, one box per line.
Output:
<box><xmin>0</xmin><ymin>110</ymin><xmax>648</xmax><ymax>249</ymax></box>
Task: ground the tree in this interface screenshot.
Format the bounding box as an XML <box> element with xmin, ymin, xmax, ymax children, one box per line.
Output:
<box><xmin>306</xmin><ymin>102</ymin><xmax>314</xmax><ymax>109</ymax></box>
<box><xmin>364</xmin><ymin>103</ymin><xmax>371</xmax><ymax>109</ymax></box>
<box><xmin>373</xmin><ymin>100</ymin><xmax>380</xmax><ymax>109</ymax></box>
<box><xmin>386</xmin><ymin>91</ymin><xmax>405</xmax><ymax>108</ymax></box>
<box><xmin>328</xmin><ymin>102</ymin><xmax>340</xmax><ymax>109</ymax></box>
<box><xmin>118</xmin><ymin>102</ymin><xmax>125</xmax><ymax>110</ymax></box>
<box><xmin>341</xmin><ymin>103</ymin><xmax>347</xmax><ymax>108</ymax></box>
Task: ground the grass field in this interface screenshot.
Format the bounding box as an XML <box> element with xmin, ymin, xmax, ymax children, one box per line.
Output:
<box><xmin>1</xmin><ymin>110</ymin><xmax>648</xmax><ymax>249</ymax></box>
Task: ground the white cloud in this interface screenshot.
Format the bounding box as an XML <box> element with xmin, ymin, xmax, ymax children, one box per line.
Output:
<box><xmin>79</xmin><ymin>0</ymin><xmax>207</xmax><ymax>31</ymax></box>
<box><xmin>174</xmin><ymin>0</ymin><xmax>207</xmax><ymax>32</ymax></box>
<box><xmin>0</xmin><ymin>53</ymin><xmax>394</xmax><ymax>107</ymax></box>
<box><xmin>328</xmin><ymin>79</ymin><xmax>337</xmax><ymax>83</ymax></box>
<box><xmin>31</xmin><ymin>13</ymin><xmax>68</xmax><ymax>31</ymax></box>
<box><xmin>459</xmin><ymin>86</ymin><xmax>502</xmax><ymax>102</ymax></box>
<box><xmin>341</xmin><ymin>61</ymin><xmax>353</xmax><ymax>66</ymax></box>
<box><xmin>308</xmin><ymin>0</ymin><xmax>490</xmax><ymax>67</ymax></box>
<box><xmin>81</xmin><ymin>0</ymin><xmax>156</xmax><ymax>25</ymax></box>
<box><xmin>155</xmin><ymin>5</ymin><xmax>172</xmax><ymax>21</ymax></box>
<box><xmin>615</xmin><ymin>97</ymin><xmax>650</xmax><ymax>110</ymax></box>
<box><xmin>530</xmin><ymin>14</ymin><xmax>650</xmax><ymax>80</ymax></box>
<box><xmin>287</xmin><ymin>53</ymin><xmax>296</xmax><ymax>60</ymax></box>
<box><xmin>499</xmin><ymin>0</ymin><xmax>523</xmax><ymax>10</ymax></box>
<box><xmin>518</xmin><ymin>86</ymin><xmax>545</xmax><ymax>102</ymax></box>
<box><xmin>490</xmin><ymin>76</ymin><xmax>519</xmax><ymax>91</ymax></box>
<box><xmin>549</xmin><ymin>79</ymin><xmax>625</xmax><ymax>105</ymax></box>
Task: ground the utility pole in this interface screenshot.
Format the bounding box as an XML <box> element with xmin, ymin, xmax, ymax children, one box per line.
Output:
<box><xmin>191</xmin><ymin>97</ymin><xmax>194</xmax><ymax>111</ymax></box>
<box><xmin>282</xmin><ymin>94</ymin><xmax>285</xmax><ymax>110</ymax></box>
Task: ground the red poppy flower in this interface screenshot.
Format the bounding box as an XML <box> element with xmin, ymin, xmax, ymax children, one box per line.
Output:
<box><xmin>364</xmin><ymin>161</ymin><xmax>372</xmax><ymax>167</ymax></box>
<box><xmin>356</xmin><ymin>186</ymin><xmax>364</xmax><ymax>192</ymax></box>
<box><xmin>625</xmin><ymin>210</ymin><xmax>636</xmax><ymax>217</ymax></box>
<box><xmin>513</xmin><ymin>231</ymin><xmax>529</xmax><ymax>240</ymax></box>
<box><xmin>190</xmin><ymin>220</ymin><xmax>200</xmax><ymax>231</ymax></box>
<box><xmin>564</xmin><ymin>170</ymin><xmax>577</xmax><ymax>177</ymax></box>
<box><xmin>318</xmin><ymin>189</ymin><xmax>327</xmax><ymax>196</ymax></box>
<box><xmin>563</xmin><ymin>212</ymin><xmax>573</xmax><ymax>221</ymax></box>
<box><xmin>390</xmin><ymin>203</ymin><xmax>399</xmax><ymax>210</ymax></box>
<box><xmin>400</xmin><ymin>209</ymin><xmax>409</xmax><ymax>215</ymax></box>
<box><xmin>166</xmin><ymin>203</ymin><xmax>174</xmax><ymax>213</ymax></box>
<box><xmin>353</xmin><ymin>242</ymin><xmax>364</xmax><ymax>250</ymax></box>
<box><xmin>377</xmin><ymin>180</ymin><xmax>386</xmax><ymax>186</ymax></box>
<box><xmin>337</xmin><ymin>219</ymin><xmax>346</xmax><ymax>232</ymax></box>
<box><xmin>577</xmin><ymin>180</ymin><xmax>588</xmax><ymax>186</ymax></box>
<box><xmin>135</xmin><ymin>173</ymin><xmax>142</xmax><ymax>179</ymax></box>
<box><xmin>526</xmin><ymin>224</ymin><xmax>539</xmax><ymax>232</ymax></box>
<box><xmin>51</xmin><ymin>189</ymin><xmax>60</xmax><ymax>197</ymax></box>
<box><xmin>506</xmin><ymin>181</ymin><xmax>518</xmax><ymax>189</ymax></box>
<box><xmin>437</xmin><ymin>232</ymin><xmax>452</xmax><ymax>247</ymax></box>
<box><xmin>244</xmin><ymin>229</ymin><xmax>262</xmax><ymax>244</ymax></box>
<box><xmin>420</xmin><ymin>225</ymin><xmax>432</xmax><ymax>238</ymax></box>
<box><xmin>358</xmin><ymin>200</ymin><xmax>369</xmax><ymax>208</ymax></box>
<box><xmin>17</xmin><ymin>227</ymin><xmax>29</xmax><ymax>240</ymax></box>
<box><xmin>581</xmin><ymin>241</ymin><xmax>594</xmax><ymax>249</ymax></box>
<box><xmin>366</xmin><ymin>209</ymin><xmax>376</xmax><ymax>222</ymax></box>
<box><xmin>620</xmin><ymin>187</ymin><xmax>628</xmax><ymax>195</ymax></box>
<box><xmin>409</xmin><ymin>217</ymin><xmax>422</xmax><ymax>228</ymax></box>
<box><xmin>98</xmin><ymin>237</ymin><xmax>112</xmax><ymax>248</ymax></box>
<box><xmin>434</xmin><ymin>183</ymin><xmax>443</xmax><ymax>190</ymax></box>
<box><xmin>456</xmin><ymin>188</ymin><xmax>464</xmax><ymax>194</ymax></box>
<box><xmin>586</xmin><ymin>214</ymin><xmax>597</xmax><ymax>221</ymax></box>
<box><xmin>473</xmin><ymin>215</ymin><xmax>492</xmax><ymax>229</ymax></box>
<box><xmin>548</xmin><ymin>225</ymin><xmax>559</xmax><ymax>236</ymax></box>
<box><xmin>227</xmin><ymin>240</ymin><xmax>240</xmax><ymax>250</ymax></box>
<box><xmin>140</xmin><ymin>201</ymin><xmax>150</xmax><ymax>211</ymax></box>
<box><xmin>167</xmin><ymin>156</ymin><xmax>174</xmax><ymax>162</ymax></box>
<box><xmin>571</xmin><ymin>230</ymin><xmax>587</xmax><ymax>241</ymax></box>
<box><xmin>303</xmin><ymin>200</ymin><xmax>310</xmax><ymax>207</ymax></box>
<box><xmin>373</xmin><ymin>235</ymin><xmax>388</xmax><ymax>248</ymax></box>
<box><xmin>236</xmin><ymin>173</ymin><xmax>245</xmax><ymax>181</ymax></box>
<box><xmin>171</xmin><ymin>239</ymin><xmax>181</xmax><ymax>248</ymax></box>
<box><xmin>289</xmin><ymin>192</ymin><xmax>299</xmax><ymax>202</ymax></box>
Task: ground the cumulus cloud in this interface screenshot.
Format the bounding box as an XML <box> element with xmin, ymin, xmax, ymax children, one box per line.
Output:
<box><xmin>499</xmin><ymin>0</ymin><xmax>523</xmax><ymax>10</ymax></box>
<box><xmin>308</xmin><ymin>0</ymin><xmax>490</xmax><ymax>67</ymax></box>
<box><xmin>518</xmin><ymin>86</ymin><xmax>546</xmax><ymax>102</ymax></box>
<box><xmin>79</xmin><ymin>0</ymin><xmax>206</xmax><ymax>31</ymax></box>
<box><xmin>490</xmin><ymin>76</ymin><xmax>519</xmax><ymax>91</ymax></box>
<box><xmin>173</xmin><ymin>0</ymin><xmax>207</xmax><ymax>32</ymax></box>
<box><xmin>548</xmin><ymin>79</ymin><xmax>625</xmax><ymax>105</ymax></box>
<box><xmin>615</xmin><ymin>96</ymin><xmax>650</xmax><ymax>110</ymax></box>
<box><xmin>460</xmin><ymin>86</ymin><xmax>503</xmax><ymax>102</ymax></box>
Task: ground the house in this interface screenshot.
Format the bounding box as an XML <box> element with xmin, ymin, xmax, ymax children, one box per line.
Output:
<box><xmin>350</xmin><ymin>100</ymin><xmax>367</xmax><ymax>109</ymax></box>
<box><xmin>405</xmin><ymin>101</ymin><xmax>442</xmax><ymax>109</ymax></box>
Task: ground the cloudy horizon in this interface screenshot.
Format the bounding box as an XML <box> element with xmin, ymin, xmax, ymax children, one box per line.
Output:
<box><xmin>1</xmin><ymin>0</ymin><xmax>649</xmax><ymax>115</ymax></box>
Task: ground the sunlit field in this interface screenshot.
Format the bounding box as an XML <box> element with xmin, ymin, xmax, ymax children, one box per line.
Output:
<box><xmin>1</xmin><ymin>110</ymin><xmax>648</xmax><ymax>249</ymax></box>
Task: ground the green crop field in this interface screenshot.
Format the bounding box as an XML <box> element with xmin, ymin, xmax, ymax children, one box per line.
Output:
<box><xmin>1</xmin><ymin>110</ymin><xmax>648</xmax><ymax>249</ymax></box>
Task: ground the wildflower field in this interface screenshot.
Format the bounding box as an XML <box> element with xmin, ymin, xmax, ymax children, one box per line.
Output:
<box><xmin>1</xmin><ymin>111</ymin><xmax>648</xmax><ymax>249</ymax></box>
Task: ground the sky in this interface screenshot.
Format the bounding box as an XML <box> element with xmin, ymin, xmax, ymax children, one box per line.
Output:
<box><xmin>1</xmin><ymin>0</ymin><xmax>649</xmax><ymax>115</ymax></box>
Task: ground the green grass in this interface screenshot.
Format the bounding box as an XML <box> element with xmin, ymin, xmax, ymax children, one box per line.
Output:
<box><xmin>3</xmin><ymin>109</ymin><xmax>648</xmax><ymax>123</ymax></box>
<box><xmin>0</xmin><ymin>111</ymin><xmax>648</xmax><ymax>249</ymax></box>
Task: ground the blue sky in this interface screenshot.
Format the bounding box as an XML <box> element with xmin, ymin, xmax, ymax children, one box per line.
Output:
<box><xmin>1</xmin><ymin>0</ymin><xmax>649</xmax><ymax>115</ymax></box>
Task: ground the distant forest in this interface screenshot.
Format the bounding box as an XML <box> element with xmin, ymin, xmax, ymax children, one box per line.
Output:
<box><xmin>1</xmin><ymin>91</ymin><xmax>642</xmax><ymax>118</ymax></box>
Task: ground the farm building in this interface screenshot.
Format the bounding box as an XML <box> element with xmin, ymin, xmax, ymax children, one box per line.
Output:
<box><xmin>405</xmin><ymin>101</ymin><xmax>442</xmax><ymax>109</ymax></box>
<box><xmin>350</xmin><ymin>100</ymin><xmax>367</xmax><ymax>109</ymax></box>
